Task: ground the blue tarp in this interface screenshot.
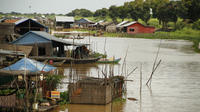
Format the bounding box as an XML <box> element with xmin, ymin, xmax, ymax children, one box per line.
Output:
<box><xmin>3</xmin><ymin>58</ymin><xmax>56</xmax><ymax>72</ymax></box>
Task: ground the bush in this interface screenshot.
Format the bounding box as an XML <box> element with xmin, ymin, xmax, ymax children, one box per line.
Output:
<box><xmin>192</xmin><ymin>19</ymin><xmax>200</xmax><ymax>30</ymax></box>
<box><xmin>44</xmin><ymin>74</ymin><xmax>64</xmax><ymax>91</ymax></box>
<box><xmin>148</xmin><ymin>18</ymin><xmax>161</xmax><ymax>28</ymax></box>
<box><xmin>175</xmin><ymin>20</ymin><xmax>186</xmax><ymax>30</ymax></box>
<box><xmin>59</xmin><ymin>91</ymin><xmax>69</xmax><ymax>105</ymax></box>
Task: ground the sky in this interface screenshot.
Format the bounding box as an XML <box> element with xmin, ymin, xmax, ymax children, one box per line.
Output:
<box><xmin>0</xmin><ymin>0</ymin><xmax>133</xmax><ymax>14</ymax></box>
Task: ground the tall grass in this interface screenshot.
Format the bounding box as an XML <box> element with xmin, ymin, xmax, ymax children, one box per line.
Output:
<box><xmin>103</xmin><ymin>28</ymin><xmax>200</xmax><ymax>52</ymax></box>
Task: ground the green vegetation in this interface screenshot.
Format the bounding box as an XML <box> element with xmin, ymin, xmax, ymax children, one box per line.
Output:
<box><xmin>59</xmin><ymin>91</ymin><xmax>69</xmax><ymax>105</ymax></box>
<box><xmin>0</xmin><ymin>89</ymin><xmax>16</xmax><ymax>95</ymax></box>
<box><xmin>44</xmin><ymin>74</ymin><xmax>64</xmax><ymax>91</ymax></box>
<box><xmin>103</xmin><ymin>27</ymin><xmax>200</xmax><ymax>52</ymax></box>
<box><xmin>1</xmin><ymin>0</ymin><xmax>200</xmax><ymax>52</ymax></box>
<box><xmin>112</xmin><ymin>97</ymin><xmax>126</xmax><ymax>103</ymax></box>
<box><xmin>90</xmin><ymin>52</ymin><xmax>107</xmax><ymax>58</ymax></box>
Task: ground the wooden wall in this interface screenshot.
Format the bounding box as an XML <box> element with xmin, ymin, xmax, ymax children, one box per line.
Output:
<box><xmin>0</xmin><ymin>23</ymin><xmax>15</xmax><ymax>43</ymax></box>
<box><xmin>0</xmin><ymin>44</ymin><xmax>33</xmax><ymax>56</ymax></box>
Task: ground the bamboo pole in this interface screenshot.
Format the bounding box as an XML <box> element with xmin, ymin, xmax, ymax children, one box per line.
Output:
<box><xmin>146</xmin><ymin>40</ymin><xmax>162</xmax><ymax>86</ymax></box>
<box><xmin>140</xmin><ymin>64</ymin><xmax>142</xmax><ymax>112</ymax></box>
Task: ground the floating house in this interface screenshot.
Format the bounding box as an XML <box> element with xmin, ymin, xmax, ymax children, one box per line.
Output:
<box><xmin>3</xmin><ymin>18</ymin><xmax>48</xmax><ymax>35</ymax></box>
<box><xmin>12</xmin><ymin>31</ymin><xmax>85</xmax><ymax>57</ymax></box>
<box><xmin>68</xmin><ymin>76</ymin><xmax>124</xmax><ymax>105</ymax></box>
<box><xmin>75</xmin><ymin>18</ymin><xmax>94</xmax><ymax>28</ymax></box>
<box><xmin>55</xmin><ymin>16</ymin><xmax>74</xmax><ymax>29</ymax></box>
<box><xmin>122</xmin><ymin>21</ymin><xmax>155</xmax><ymax>34</ymax></box>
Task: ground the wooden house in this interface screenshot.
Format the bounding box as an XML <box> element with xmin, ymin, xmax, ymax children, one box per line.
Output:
<box><xmin>55</xmin><ymin>16</ymin><xmax>74</xmax><ymax>29</ymax></box>
<box><xmin>75</xmin><ymin>18</ymin><xmax>94</xmax><ymax>28</ymax></box>
<box><xmin>106</xmin><ymin>23</ymin><xmax>117</xmax><ymax>32</ymax></box>
<box><xmin>116</xmin><ymin>21</ymin><xmax>129</xmax><ymax>32</ymax></box>
<box><xmin>11</xmin><ymin>31</ymin><xmax>85</xmax><ymax>57</ymax></box>
<box><xmin>3</xmin><ymin>18</ymin><xmax>48</xmax><ymax>35</ymax></box>
<box><xmin>122</xmin><ymin>21</ymin><xmax>155</xmax><ymax>34</ymax></box>
<box><xmin>94</xmin><ymin>21</ymin><xmax>114</xmax><ymax>31</ymax></box>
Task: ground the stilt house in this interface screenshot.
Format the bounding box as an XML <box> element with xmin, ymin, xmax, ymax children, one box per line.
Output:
<box><xmin>11</xmin><ymin>31</ymin><xmax>85</xmax><ymax>57</ymax></box>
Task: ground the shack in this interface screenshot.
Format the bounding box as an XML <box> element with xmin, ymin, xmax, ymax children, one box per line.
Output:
<box><xmin>0</xmin><ymin>23</ymin><xmax>15</xmax><ymax>43</ymax></box>
<box><xmin>11</xmin><ymin>31</ymin><xmax>85</xmax><ymax>57</ymax></box>
<box><xmin>106</xmin><ymin>24</ymin><xmax>117</xmax><ymax>33</ymax></box>
<box><xmin>3</xmin><ymin>18</ymin><xmax>48</xmax><ymax>35</ymax></box>
<box><xmin>0</xmin><ymin>58</ymin><xmax>56</xmax><ymax>110</ymax></box>
<box><xmin>0</xmin><ymin>44</ymin><xmax>33</xmax><ymax>66</ymax></box>
<box><xmin>95</xmin><ymin>21</ymin><xmax>114</xmax><ymax>31</ymax></box>
<box><xmin>55</xmin><ymin>16</ymin><xmax>74</xmax><ymax>29</ymax></box>
<box><xmin>68</xmin><ymin>76</ymin><xmax>124</xmax><ymax>105</ymax></box>
<box><xmin>75</xmin><ymin>18</ymin><xmax>94</xmax><ymax>28</ymax></box>
<box><xmin>116</xmin><ymin>21</ymin><xmax>129</xmax><ymax>32</ymax></box>
<box><xmin>122</xmin><ymin>21</ymin><xmax>155</xmax><ymax>34</ymax></box>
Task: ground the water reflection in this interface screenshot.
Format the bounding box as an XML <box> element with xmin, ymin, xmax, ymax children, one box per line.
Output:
<box><xmin>50</xmin><ymin>102</ymin><xmax>124</xmax><ymax>112</ymax></box>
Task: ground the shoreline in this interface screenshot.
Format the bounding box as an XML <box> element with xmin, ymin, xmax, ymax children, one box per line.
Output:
<box><xmin>100</xmin><ymin>31</ymin><xmax>200</xmax><ymax>53</ymax></box>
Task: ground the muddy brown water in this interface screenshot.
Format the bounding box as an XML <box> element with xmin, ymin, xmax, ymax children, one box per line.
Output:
<box><xmin>50</xmin><ymin>37</ymin><xmax>200</xmax><ymax>112</ymax></box>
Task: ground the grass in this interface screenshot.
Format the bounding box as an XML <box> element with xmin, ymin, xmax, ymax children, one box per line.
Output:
<box><xmin>103</xmin><ymin>28</ymin><xmax>200</xmax><ymax>52</ymax></box>
<box><xmin>112</xmin><ymin>97</ymin><xmax>126</xmax><ymax>103</ymax></box>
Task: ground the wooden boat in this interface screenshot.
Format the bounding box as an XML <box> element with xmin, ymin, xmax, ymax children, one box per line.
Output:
<box><xmin>97</xmin><ymin>57</ymin><xmax>121</xmax><ymax>64</ymax></box>
<box><xmin>29</xmin><ymin>56</ymin><xmax>100</xmax><ymax>65</ymax></box>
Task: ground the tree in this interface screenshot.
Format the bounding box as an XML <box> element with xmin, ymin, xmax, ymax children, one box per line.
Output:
<box><xmin>149</xmin><ymin>0</ymin><xmax>169</xmax><ymax>18</ymax></box>
<box><xmin>118</xmin><ymin>6</ymin><xmax>128</xmax><ymax>21</ymax></box>
<box><xmin>108</xmin><ymin>5</ymin><xmax>119</xmax><ymax>23</ymax></box>
<box><xmin>140</xmin><ymin>1</ymin><xmax>151</xmax><ymax>25</ymax></box>
<box><xmin>94</xmin><ymin>8</ymin><xmax>108</xmax><ymax>17</ymax></box>
<box><xmin>181</xmin><ymin>0</ymin><xmax>200</xmax><ymax>22</ymax></box>
<box><xmin>156</xmin><ymin>1</ymin><xmax>178</xmax><ymax>29</ymax></box>
<box><xmin>128</xmin><ymin>0</ymin><xmax>144</xmax><ymax>21</ymax></box>
<box><xmin>66</xmin><ymin>9</ymin><xmax>93</xmax><ymax>17</ymax></box>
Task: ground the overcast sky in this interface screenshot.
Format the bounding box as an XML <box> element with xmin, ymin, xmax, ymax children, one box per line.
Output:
<box><xmin>0</xmin><ymin>0</ymin><xmax>133</xmax><ymax>14</ymax></box>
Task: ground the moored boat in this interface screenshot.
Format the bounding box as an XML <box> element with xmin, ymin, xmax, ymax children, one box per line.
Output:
<box><xmin>97</xmin><ymin>57</ymin><xmax>121</xmax><ymax>64</ymax></box>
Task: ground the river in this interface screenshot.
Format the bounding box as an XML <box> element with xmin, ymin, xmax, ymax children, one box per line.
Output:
<box><xmin>50</xmin><ymin>37</ymin><xmax>200</xmax><ymax>112</ymax></box>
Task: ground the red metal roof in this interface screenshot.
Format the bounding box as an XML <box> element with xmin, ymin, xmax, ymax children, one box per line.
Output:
<box><xmin>4</xmin><ymin>19</ymin><xmax>19</xmax><ymax>23</ymax></box>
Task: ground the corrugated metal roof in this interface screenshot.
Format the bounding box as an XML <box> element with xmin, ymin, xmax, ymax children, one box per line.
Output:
<box><xmin>76</xmin><ymin>18</ymin><xmax>94</xmax><ymax>24</ymax></box>
<box><xmin>15</xmin><ymin>18</ymin><xmax>29</xmax><ymax>25</ymax></box>
<box><xmin>94</xmin><ymin>20</ymin><xmax>104</xmax><ymax>25</ymax></box>
<box><xmin>55</xmin><ymin>16</ymin><xmax>74</xmax><ymax>22</ymax></box>
<box><xmin>3</xmin><ymin>19</ymin><xmax>19</xmax><ymax>23</ymax></box>
<box><xmin>116</xmin><ymin>21</ymin><xmax>129</xmax><ymax>27</ymax></box>
<box><xmin>0</xmin><ymin>18</ymin><xmax>6</xmax><ymax>22</ymax></box>
<box><xmin>122</xmin><ymin>21</ymin><xmax>137</xmax><ymax>27</ymax></box>
<box><xmin>12</xmin><ymin>31</ymin><xmax>86</xmax><ymax>46</ymax></box>
<box><xmin>83</xmin><ymin>18</ymin><xmax>94</xmax><ymax>23</ymax></box>
<box><xmin>15</xmin><ymin>18</ymin><xmax>47</xmax><ymax>29</ymax></box>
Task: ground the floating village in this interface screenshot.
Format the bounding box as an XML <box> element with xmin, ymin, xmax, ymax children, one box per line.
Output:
<box><xmin>1</xmin><ymin>0</ymin><xmax>200</xmax><ymax>112</ymax></box>
<box><xmin>0</xmin><ymin>15</ymin><xmax>157</xmax><ymax>111</ymax></box>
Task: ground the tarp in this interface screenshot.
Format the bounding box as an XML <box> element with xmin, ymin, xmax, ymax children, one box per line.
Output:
<box><xmin>3</xmin><ymin>58</ymin><xmax>56</xmax><ymax>72</ymax></box>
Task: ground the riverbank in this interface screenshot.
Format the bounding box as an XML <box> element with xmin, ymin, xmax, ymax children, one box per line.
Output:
<box><xmin>102</xmin><ymin>28</ymin><xmax>200</xmax><ymax>52</ymax></box>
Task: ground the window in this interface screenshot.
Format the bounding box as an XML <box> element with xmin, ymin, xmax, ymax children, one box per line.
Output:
<box><xmin>129</xmin><ymin>28</ymin><xmax>135</xmax><ymax>32</ymax></box>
